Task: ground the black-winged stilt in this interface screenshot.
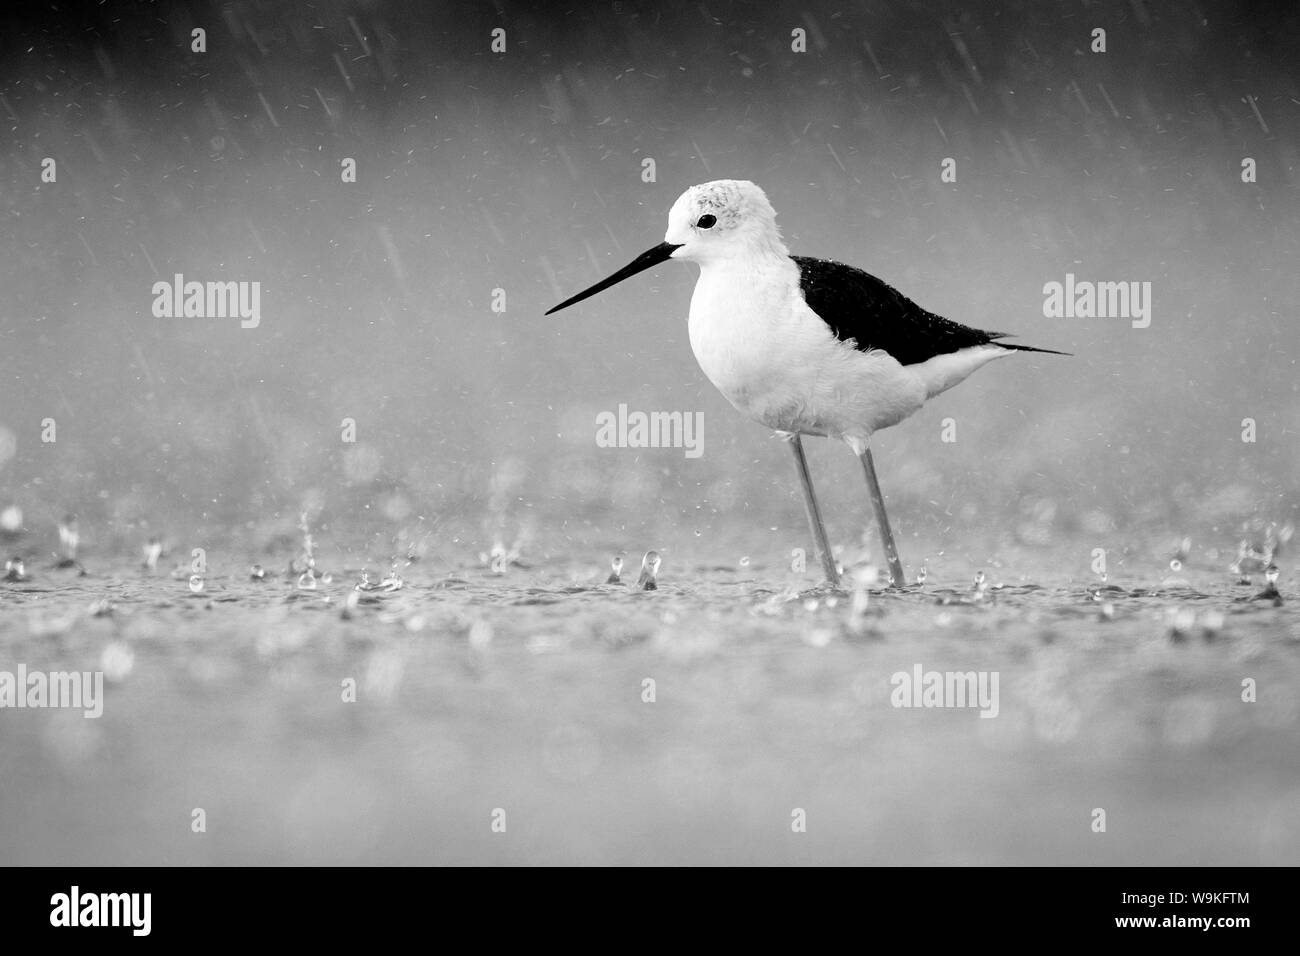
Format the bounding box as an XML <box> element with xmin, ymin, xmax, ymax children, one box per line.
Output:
<box><xmin>547</xmin><ymin>180</ymin><xmax>1065</xmax><ymax>589</ymax></box>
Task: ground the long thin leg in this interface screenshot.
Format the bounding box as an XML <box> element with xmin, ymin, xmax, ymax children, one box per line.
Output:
<box><xmin>788</xmin><ymin>434</ymin><xmax>841</xmax><ymax>588</ymax></box>
<box><xmin>858</xmin><ymin>447</ymin><xmax>905</xmax><ymax>587</ymax></box>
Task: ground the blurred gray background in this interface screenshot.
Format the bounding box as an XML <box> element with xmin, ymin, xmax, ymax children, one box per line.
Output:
<box><xmin>2</xmin><ymin>0</ymin><xmax>1297</xmax><ymax>569</ymax></box>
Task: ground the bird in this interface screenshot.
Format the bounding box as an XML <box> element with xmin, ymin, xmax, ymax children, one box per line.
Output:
<box><xmin>546</xmin><ymin>179</ymin><xmax>1065</xmax><ymax>589</ymax></box>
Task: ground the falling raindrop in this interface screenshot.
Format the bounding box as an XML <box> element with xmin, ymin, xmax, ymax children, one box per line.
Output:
<box><xmin>606</xmin><ymin>556</ymin><xmax>623</xmax><ymax>584</ymax></box>
<box><xmin>917</xmin><ymin>565</ymin><xmax>928</xmax><ymax>586</ymax></box>
<box><xmin>142</xmin><ymin>538</ymin><xmax>162</xmax><ymax>571</ymax></box>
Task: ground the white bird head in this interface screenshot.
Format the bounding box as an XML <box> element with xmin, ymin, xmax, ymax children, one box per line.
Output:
<box><xmin>663</xmin><ymin>179</ymin><xmax>784</xmax><ymax>261</ymax></box>
<box><xmin>546</xmin><ymin>179</ymin><xmax>785</xmax><ymax>315</ymax></box>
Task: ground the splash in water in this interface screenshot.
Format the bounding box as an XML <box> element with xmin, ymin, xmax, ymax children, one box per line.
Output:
<box><xmin>56</xmin><ymin>514</ymin><xmax>79</xmax><ymax>565</ymax></box>
<box><xmin>636</xmin><ymin>551</ymin><xmax>662</xmax><ymax>591</ymax></box>
<box><xmin>4</xmin><ymin>556</ymin><xmax>28</xmax><ymax>582</ymax></box>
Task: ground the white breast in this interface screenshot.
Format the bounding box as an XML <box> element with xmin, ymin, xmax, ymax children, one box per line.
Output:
<box><xmin>686</xmin><ymin>258</ymin><xmax>929</xmax><ymax>443</ymax></box>
<box><xmin>686</xmin><ymin>257</ymin><xmax>801</xmax><ymax>402</ymax></box>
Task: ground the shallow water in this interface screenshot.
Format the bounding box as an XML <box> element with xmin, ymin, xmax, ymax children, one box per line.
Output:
<box><xmin>2</xmin><ymin>549</ymin><xmax>1296</xmax><ymax>865</ymax></box>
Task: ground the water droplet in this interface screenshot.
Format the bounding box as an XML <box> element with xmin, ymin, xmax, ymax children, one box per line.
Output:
<box><xmin>0</xmin><ymin>504</ymin><xmax>21</xmax><ymax>532</ymax></box>
<box><xmin>850</xmin><ymin>583</ymin><xmax>870</xmax><ymax>621</ymax></box>
<box><xmin>250</xmin><ymin>564</ymin><xmax>265</xmax><ymax>581</ymax></box>
<box><xmin>1169</xmin><ymin>559</ymin><xmax>1183</xmax><ymax>572</ymax></box>
<box><xmin>916</xmin><ymin>566</ymin><xmax>928</xmax><ymax>586</ymax></box>
<box><xmin>341</xmin><ymin>590</ymin><xmax>360</xmax><ymax>619</ymax></box>
<box><xmin>143</xmin><ymin>539</ymin><xmax>162</xmax><ymax>571</ymax></box>
<box><xmin>296</xmin><ymin>571</ymin><xmax>317</xmax><ymax>590</ymax></box>
<box><xmin>1266</xmin><ymin>565</ymin><xmax>1280</xmax><ymax>585</ymax></box>
<box><xmin>189</xmin><ymin>574</ymin><xmax>205</xmax><ymax>593</ymax></box>
<box><xmin>468</xmin><ymin>619</ymin><xmax>493</xmax><ymax>652</ymax></box>
<box><xmin>57</xmin><ymin>515</ymin><xmax>79</xmax><ymax>560</ymax></box>
<box><xmin>606</xmin><ymin>556</ymin><xmax>623</xmax><ymax>584</ymax></box>
<box><xmin>804</xmin><ymin>627</ymin><xmax>833</xmax><ymax>648</ymax></box>
<box><xmin>321</xmin><ymin>572</ymin><xmax>333</xmax><ymax>585</ymax></box>
<box><xmin>4</xmin><ymin>556</ymin><xmax>27</xmax><ymax>581</ymax></box>
<box><xmin>1100</xmin><ymin>601</ymin><xmax>1115</xmax><ymax>620</ymax></box>
<box><xmin>636</xmin><ymin>550</ymin><xmax>661</xmax><ymax>590</ymax></box>
<box><xmin>1168</xmin><ymin>607</ymin><xmax>1196</xmax><ymax>640</ymax></box>
<box><xmin>973</xmin><ymin>570</ymin><xmax>987</xmax><ymax>590</ymax></box>
<box><xmin>101</xmin><ymin>641</ymin><xmax>135</xmax><ymax>681</ymax></box>
<box><xmin>739</xmin><ymin>555</ymin><xmax>751</xmax><ymax>567</ymax></box>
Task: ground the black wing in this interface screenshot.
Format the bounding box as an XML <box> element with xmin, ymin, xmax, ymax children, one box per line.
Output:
<box><xmin>792</xmin><ymin>255</ymin><xmax>1018</xmax><ymax>365</ymax></box>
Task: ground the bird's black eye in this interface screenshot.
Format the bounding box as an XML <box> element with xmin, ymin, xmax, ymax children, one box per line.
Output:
<box><xmin>696</xmin><ymin>214</ymin><xmax>717</xmax><ymax>229</ymax></box>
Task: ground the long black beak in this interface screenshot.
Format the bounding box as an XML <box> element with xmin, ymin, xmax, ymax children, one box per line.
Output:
<box><xmin>545</xmin><ymin>241</ymin><xmax>683</xmax><ymax>315</ymax></box>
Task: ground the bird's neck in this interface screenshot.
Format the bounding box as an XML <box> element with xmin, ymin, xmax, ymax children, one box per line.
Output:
<box><xmin>699</xmin><ymin>236</ymin><xmax>792</xmax><ymax>273</ymax></box>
